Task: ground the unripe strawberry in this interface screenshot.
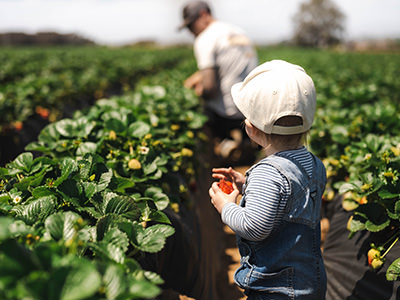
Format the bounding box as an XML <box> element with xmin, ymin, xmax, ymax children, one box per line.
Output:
<box><xmin>370</xmin><ymin>258</ymin><xmax>384</xmax><ymax>270</ymax></box>
<box><xmin>367</xmin><ymin>248</ymin><xmax>380</xmax><ymax>265</ymax></box>
<box><xmin>128</xmin><ymin>158</ymin><xmax>141</xmax><ymax>170</ymax></box>
<box><xmin>108</xmin><ymin>130</ymin><xmax>117</xmax><ymax>140</ymax></box>
<box><xmin>367</xmin><ymin>248</ymin><xmax>384</xmax><ymax>270</ymax></box>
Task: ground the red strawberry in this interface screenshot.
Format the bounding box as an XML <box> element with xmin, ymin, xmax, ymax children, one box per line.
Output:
<box><xmin>218</xmin><ymin>179</ymin><xmax>234</xmax><ymax>194</ymax></box>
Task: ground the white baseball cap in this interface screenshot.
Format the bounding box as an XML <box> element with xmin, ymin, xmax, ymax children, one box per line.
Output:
<box><xmin>231</xmin><ymin>60</ymin><xmax>316</xmax><ymax>135</ymax></box>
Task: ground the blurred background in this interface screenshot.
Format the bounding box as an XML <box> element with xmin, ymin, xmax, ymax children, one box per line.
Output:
<box><xmin>1</xmin><ymin>0</ymin><xmax>400</xmax><ymax>49</ymax></box>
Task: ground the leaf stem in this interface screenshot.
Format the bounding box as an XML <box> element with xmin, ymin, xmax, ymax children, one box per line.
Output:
<box><xmin>382</xmin><ymin>236</ymin><xmax>399</xmax><ymax>259</ymax></box>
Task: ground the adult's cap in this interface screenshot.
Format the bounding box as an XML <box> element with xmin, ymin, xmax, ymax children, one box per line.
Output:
<box><xmin>231</xmin><ymin>60</ymin><xmax>316</xmax><ymax>135</ymax></box>
<box><xmin>178</xmin><ymin>1</ymin><xmax>211</xmax><ymax>30</ymax></box>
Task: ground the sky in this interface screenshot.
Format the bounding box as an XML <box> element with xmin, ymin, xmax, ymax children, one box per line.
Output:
<box><xmin>0</xmin><ymin>0</ymin><xmax>399</xmax><ymax>46</ymax></box>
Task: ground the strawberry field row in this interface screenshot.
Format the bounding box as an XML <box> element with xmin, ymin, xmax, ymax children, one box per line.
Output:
<box><xmin>0</xmin><ymin>50</ymin><xmax>205</xmax><ymax>299</ymax></box>
<box><xmin>0</xmin><ymin>45</ymin><xmax>399</xmax><ymax>299</ymax></box>
<box><xmin>258</xmin><ymin>46</ymin><xmax>400</xmax><ymax>280</ymax></box>
<box><xmin>0</xmin><ymin>46</ymin><xmax>192</xmax><ymax>133</ymax></box>
<box><xmin>0</xmin><ymin>46</ymin><xmax>193</xmax><ymax>165</ymax></box>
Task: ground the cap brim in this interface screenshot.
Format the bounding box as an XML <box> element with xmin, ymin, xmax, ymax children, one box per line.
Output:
<box><xmin>231</xmin><ymin>82</ymin><xmax>246</xmax><ymax>117</ymax></box>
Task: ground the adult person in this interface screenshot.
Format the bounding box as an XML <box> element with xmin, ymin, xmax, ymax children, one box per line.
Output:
<box><xmin>179</xmin><ymin>1</ymin><xmax>258</xmax><ymax>164</ymax></box>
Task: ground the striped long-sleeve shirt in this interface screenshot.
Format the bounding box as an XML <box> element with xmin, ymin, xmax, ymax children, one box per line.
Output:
<box><xmin>221</xmin><ymin>147</ymin><xmax>314</xmax><ymax>241</ymax></box>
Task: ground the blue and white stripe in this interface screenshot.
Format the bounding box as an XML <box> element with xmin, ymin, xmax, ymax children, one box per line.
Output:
<box><xmin>221</xmin><ymin>147</ymin><xmax>314</xmax><ymax>241</ymax></box>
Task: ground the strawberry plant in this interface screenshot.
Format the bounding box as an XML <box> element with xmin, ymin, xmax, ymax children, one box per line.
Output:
<box><xmin>259</xmin><ymin>47</ymin><xmax>400</xmax><ymax>281</ymax></box>
<box><xmin>0</xmin><ymin>61</ymin><xmax>207</xmax><ymax>299</ymax></box>
<box><xmin>0</xmin><ymin>152</ymin><xmax>173</xmax><ymax>299</ymax></box>
<box><xmin>335</xmin><ymin>134</ymin><xmax>400</xmax><ymax>280</ymax></box>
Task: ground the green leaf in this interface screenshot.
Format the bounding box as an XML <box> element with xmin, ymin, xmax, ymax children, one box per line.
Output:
<box><xmin>338</xmin><ymin>182</ymin><xmax>358</xmax><ymax>194</ymax></box>
<box><xmin>355</xmin><ymin>203</ymin><xmax>390</xmax><ymax>232</ymax></box>
<box><xmin>135</xmin><ymin>224</ymin><xmax>174</xmax><ymax>253</ymax></box>
<box><xmin>143</xmin><ymin>270</ymin><xmax>164</xmax><ymax>285</ymax></box>
<box><xmin>0</xmin><ymin>239</ymin><xmax>40</xmax><ymax>276</ymax></box>
<box><xmin>7</xmin><ymin>152</ymin><xmax>34</xmax><ymax>175</ymax></box>
<box><xmin>90</xmin><ymin>228</ymin><xmax>129</xmax><ymax>264</ymax></box>
<box><xmin>387</xmin><ymin>200</ymin><xmax>400</xmax><ymax>220</ymax></box>
<box><xmin>144</xmin><ymin>187</ymin><xmax>169</xmax><ymax>210</ymax></box>
<box><xmin>104</xmin><ymin>195</ymin><xmax>141</xmax><ymax>220</ymax></box>
<box><xmin>76</xmin><ymin>142</ymin><xmax>97</xmax><ymax>156</ymax></box>
<box><xmin>110</xmin><ymin>175</ymin><xmax>136</xmax><ymax>193</ymax></box>
<box><xmin>386</xmin><ymin>258</ymin><xmax>400</xmax><ymax>281</ymax></box>
<box><xmin>378</xmin><ymin>190</ymin><xmax>400</xmax><ymax>199</ymax></box>
<box><xmin>54</xmin><ymin>158</ymin><xmax>78</xmax><ymax>187</ymax></box>
<box><xmin>96</xmin><ymin>168</ymin><xmax>113</xmax><ymax>191</ymax></box>
<box><xmin>146</xmin><ymin>224</ymin><xmax>174</xmax><ymax>239</ymax></box>
<box><xmin>127</xmin><ymin>121</ymin><xmax>151</xmax><ymax>138</ymax></box>
<box><xmin>49</xmin><ymin>256</ymin><xmax>101</xmax><ymax>300</ymax></box>
<box><xmin>96</xmin><ymin>214</ymin><xmax>116</xmax><ymax>241</ymax></box>
<box><xmin>331</xmin><ymin>125</ymin><xmax>349</xmax><ymax>144</ymax></box>
<box><xmin>0</xmin><ymin>217</ymin><xmax>32</xmax><ymax>241</ymax></box>
<box><xmin>149</xmin><ymin>210</ymin><xmax>171</xmax><ymax>224</ymax></box>
<box><xmin>44</xmin><ymin>211</ymin><xmax>81</xmax><ymax>241</ymax></box>
<box><xmin>38</xmin><ymin>122</ymin><xmax>61</xmax><ymax>144</ymax></box>
<box><xmin>57</xmin><ymin>179</ymin><xmax>83</xmax><ymax>201</ymax></box>
<box><xmin>348</xmin><ymin>215</ymin><xmax>366</xmax><ymax>234</ymax></box>
<box><xmin>104</xmin><ymin>118</ymin><xmax>126</xmax><ymax>133</ymax></box>
<box><xmin>82</xmin><ymin>182</ymin><xmax>97</xmax><ymax>199</ymax></box>
<box><xmin>0</xmin><ymin>167</ymin><xmax>9</xmax><ymax>176</ymax></box>
<box><xmin>12</xmin><ymin>196</ymin><xmax>57</xmax><ymax>226</ymax></box>
<box><xmin>77</xmin><ymin>157</ymin><xmax>92</xmax><ymax>179</ymax></box>
<box><xmin>103</xmin><ymin>264</ymin><xmax>126</xmax><ymax>300</ymax></box>
<box><xmin>102</xmin><ymin>110</ymin><xmax>129</xmax><ymax>133</ymax></box>
<box><xmin>143</xmin><ymin>160</ymin><xmax>158</xmax><ymax>176</ymax></box>
<box><xmin>13</xmin><ymin>168</ymin><xmax>48</xmax><ymax>192</ymax></box>
<box><xmin>129</xmin><ymin>279</ymin><xmax>161</xmax><ymax>299</ymax></box>
<box><xmin>55</xmin><ymin>117</ymin><xmax>95</xmax><ymax>138</ymax></box>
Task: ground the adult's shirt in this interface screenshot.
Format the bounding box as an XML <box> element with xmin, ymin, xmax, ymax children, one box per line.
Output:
<box><xmin>194</xmin><ymin>20</ymin><xmax>258</xmax><ymax>119</ymax></box>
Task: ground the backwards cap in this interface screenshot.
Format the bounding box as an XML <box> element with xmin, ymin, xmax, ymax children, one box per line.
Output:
<box><xmin>231</xmin><ymin>60</ymin><xmax>316</xmax><ymax>135</ymax></box>
<box><xmin>178</xmin><ymin>1</ymin><xmax>211</xmax><ymax>30</ymax></box>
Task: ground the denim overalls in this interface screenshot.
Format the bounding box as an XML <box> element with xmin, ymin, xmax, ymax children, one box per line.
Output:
<box><xmin>234</xmin><ymin>151</ymin><xmax>327</xmax><ymax>300</ymax></box>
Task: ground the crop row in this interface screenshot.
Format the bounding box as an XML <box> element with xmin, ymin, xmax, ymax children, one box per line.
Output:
<box><xmin>0</xmin><ymin>55</ymin><xmax>206</xmax><ymax>299</ymax></box>
<box><xmin>258</xmin><ymin>46</ymin><xmax>400</xmax><ymax>279</ymax></box>
<box><xmin>0</xmin><ymin>46</ymin><xmax>193</xmax><ymax>133</ymax></box>
<box><xmin>0</xmin><ymin>45</ymin><xmax>399</xmax><ymax>297</ymax></box>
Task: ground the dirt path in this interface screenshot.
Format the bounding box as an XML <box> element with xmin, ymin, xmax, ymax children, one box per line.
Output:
<box><xmin>178</xmin><ymin>165</ymin><xmax>249</xmax><ymax>300</ymax></box>
<box><xmin>221</xmin><ymin>166</ymin><xmax>249</xmax><ymax>300</ymax></box>
<box><xmin>178</xmin><ymin>224</ymin><xmax>245</xmax><ymax>300</ymax></box>
<box><xmin>221</xmin><ymin>225</ymin><xmax>246</xmax><ymax>300</ymax></box>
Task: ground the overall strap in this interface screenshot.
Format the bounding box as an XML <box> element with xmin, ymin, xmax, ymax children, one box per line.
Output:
<box><xmin>274</xmin><ymin>151</ymin><xmax>318</xmax><ymax>199</ymax></box>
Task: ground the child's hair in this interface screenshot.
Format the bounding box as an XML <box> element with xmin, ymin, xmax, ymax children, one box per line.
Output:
<box><xmin>268</xmin><ymin>116</ymin><xmax>308</xmax><ymax>149</ymax></box>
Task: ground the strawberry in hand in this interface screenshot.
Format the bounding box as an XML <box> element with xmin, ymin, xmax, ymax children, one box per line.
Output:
<box><xmin>218</xmin><ymin>179</ymin><xmax>234</xmax><ymax>194</ymax></box>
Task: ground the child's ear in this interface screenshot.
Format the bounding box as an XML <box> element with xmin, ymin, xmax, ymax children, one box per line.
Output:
<box><xmin>244</xmin><ymin>119</ymin><xmax>257</xmax><ymax>138</ymax></box>
<box><xmin>244</xmin><ymin>119</ymin><xmax>252</xmax><ymax>128</ymax></box>
<box><xmin>244</xmin><ymin>119</ymin><xmax>255</xmax><ymax>134</ymax></box>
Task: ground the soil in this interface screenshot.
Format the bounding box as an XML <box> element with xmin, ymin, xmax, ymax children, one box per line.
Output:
<box><xmin>154</xmin><ymin>132</ymin><xmax>256</xmax><ymax>300</ymax></box>
<box><xmin>179</xmin><ymin>165</ymin><xmax>249</xmax><ymax>300</ymax></box>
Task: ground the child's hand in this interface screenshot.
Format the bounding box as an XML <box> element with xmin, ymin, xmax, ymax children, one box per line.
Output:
<box><xmin>212</xmin><ymin>167</ymin><xmax>245</xmax><ymax>192</ymax></box>
<box><xmin>209</xmin><ymin>181</ymin><xmax>239</xmax><ymax>214</ymax></box>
